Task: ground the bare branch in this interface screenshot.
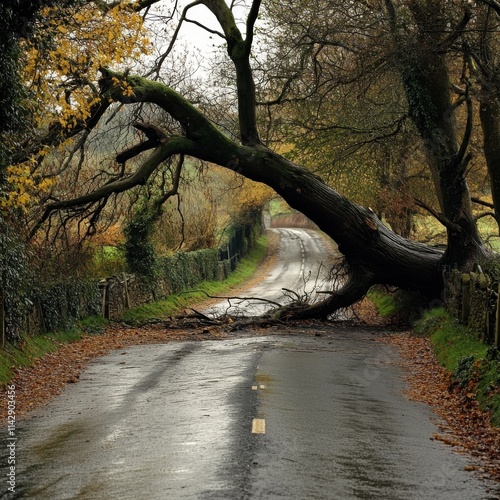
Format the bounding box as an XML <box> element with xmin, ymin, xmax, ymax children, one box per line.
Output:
<box><xmin>478</xmin><ymin>0</ymin><xmax>500</xmax><ymax>16</ymax></box>
<box><xmin>475</xmin><ymin>211</ymin><xmax>496</xmax><ymax>221</ymax></box>
<box><xmin>94</xmin><ymin>0</ymin><xmax>162</xmax><ymax>13</ymax></box>
<box><xmin>438</xmin><ymin>7</ymin><xmax>472</xmax><ymax>51</ymax></box>
<box><xmin>181</xmin><ymin>290</ymin><xmax>282</xmax><ymax>308</ymax></box>
<box><xmin>455</xmin><ymin>80</ymin><xmax>474</xmax><ymax>175</ymax></box>
<box><xmin>198</xmin><ymin>0</ymin><xmax>259</xmax><ymax>144</ymax></box>
<box><xmin>245</xmin><ymin>0</ymin><xmax>262</xmax><ymax>52</ymax></box>
<box><xmin>414</xmin><ymin>198</ymin><xmax>461</xmax><ymax>232</ymax></box>
<box><xmin>116</xmin><ymin>122</ymin><xmax>168</xmax><ymax>165</ymax></box>
<box><xmin>29</xmin><ymin>137</ymin><xmax>194</xmax><ymax>240</ymax></box>
<box><xmin>153</xmin><ymin>154</ymin><xmax>184</xmax><ymax>210</ymax></box>
<box><xmin>471</xmin><ymin>197</ymin><xmax>495</xmax><ymax>209</ymax></box>
<box><xmin>147</xmin><ymin>0</ymin><xmax>209</xmax><ymax>78</ymax></box>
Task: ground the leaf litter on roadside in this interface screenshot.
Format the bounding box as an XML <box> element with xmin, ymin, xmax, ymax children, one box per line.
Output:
<box><xmin>379</xmin><ymin>332</ymin><xmax>500</xmax><ymax>483</ymax></box>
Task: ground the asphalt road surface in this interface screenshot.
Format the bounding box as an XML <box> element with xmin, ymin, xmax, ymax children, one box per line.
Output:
<box><xmin>6</xmin><ymin>333</ymin><xmax>500</xmax><ymax>499</ymax></box>
<box><xmin>205</xmin><ymin>228</ymin><xmax>337</xmax><ymax>317</ymax></box>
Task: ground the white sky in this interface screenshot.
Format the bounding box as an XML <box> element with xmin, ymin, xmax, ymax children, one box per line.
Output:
<box><xmin>146</xmin><ymin>0</ymin><xmax>253</xmax><ymax>64</ymax></box>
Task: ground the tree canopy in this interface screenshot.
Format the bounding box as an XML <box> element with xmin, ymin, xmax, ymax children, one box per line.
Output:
<box><xmin>2</xmin><ymin>0</ymin><xmax>500</xmax><ymax>318</ymax></box>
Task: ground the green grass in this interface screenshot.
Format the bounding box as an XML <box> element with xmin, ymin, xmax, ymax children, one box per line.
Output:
<box><xmin>91</xmin><ymin>245</ymin><xmax>126</xmax><ymax>278</ymax></box>
<box><xmin>367</xmin><ymin>290</ymin><xmax>403</xmax><ymax>317</ymax></box>
<box><xmin>414</xmin><ymin>307</ymin><xmax>500</xmax><ymax>426</ymax></box>
<box><xmin>477</xmin><ymin>217</ymin><xmax>500</xmax><ymax>252</ymax></box>
<box><xmin>120</xmin><ymin>234</ymin><xmax>268</xmax><ymax>324</ymax></box>
<box><xmin>0</xmin><ymin>316</ymin><xmax>108</xmax><ymax>388</ymax></box>
<box><xmin>367</xmin><ymin>288</ymin><xmax>426</xmax><ymax>320</ymax></box>
<box><xmin>414</xmin><ymin>308</ymin><xmax>488</xmax><ymax>370</ymax></box>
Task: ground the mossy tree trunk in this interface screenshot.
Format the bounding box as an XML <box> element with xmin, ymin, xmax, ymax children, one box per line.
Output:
<box><xmin>33</xmin><ymin>0</ymin><xmax>494</xmax><ymax>318</ymax></box>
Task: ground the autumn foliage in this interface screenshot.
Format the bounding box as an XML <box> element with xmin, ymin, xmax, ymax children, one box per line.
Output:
<box><xmin>2</xmin><ymin>0</ymin><xmax>151</xmax><ymax>210</ymax></box>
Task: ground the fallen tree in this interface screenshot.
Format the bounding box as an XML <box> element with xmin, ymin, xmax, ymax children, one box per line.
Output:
<box><xmin>36</xmin><ymin>67</ymin><xmax>445</xmax><ymax>318</ymax></box>
<box><xmin>26</xmin><ymin>0</ymin><xmax>499</xmax><ymax>319</ymax></box>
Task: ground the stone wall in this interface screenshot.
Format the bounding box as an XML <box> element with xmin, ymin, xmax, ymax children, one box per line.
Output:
<box><xmin>443</xmin><ymin>269</ymin><xmax>498</xmax><ymax>347</ymax></box>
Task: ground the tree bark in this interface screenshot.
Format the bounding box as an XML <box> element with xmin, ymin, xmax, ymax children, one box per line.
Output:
<box><xmin>474</xmin><ymin>4</ymin><xmax>500</xmax><ymax>227</ymax></box>
<box><xmin>386</xmin><ymin>0</ymin><xmax>488</xmax><ymax>268</ymax></box>
<box><xmin>480</xmin><ymin>93</ymin><xmax>500</xmax><ymax>227</ymax></box>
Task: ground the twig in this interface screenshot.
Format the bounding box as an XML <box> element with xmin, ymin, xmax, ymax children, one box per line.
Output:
<box><xmin>180</xmin><ymin>289</ymin><xmax>282</xmax><ymax>308</ymax></box>
<box><xmin>187</xmin><ymin>308</ymin><xmax>219</xmax><ymax>323</ymax></box>
<box><xmin>282</xmin><ymin>288</ymin><xmax>302</xmax><ymax>301</ymax></box>
<box><xmin>474</xmin><ymin>211</ymin><xmax>496</xmax><ymax>221</ymax></box>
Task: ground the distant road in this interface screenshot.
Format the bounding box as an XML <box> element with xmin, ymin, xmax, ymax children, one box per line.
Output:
<box><xmin>206</xmin><ymin>228</ymin><xmax>338</xmax><ymax>317</ymax></box>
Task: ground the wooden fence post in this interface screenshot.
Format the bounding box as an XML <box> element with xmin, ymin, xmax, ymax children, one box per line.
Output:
<box><xmin>461</xmin><ymin>273</ymin><xmax>471</xmax><ymax>324</ymax></box>
<box><xmin>122</xmin><ymin>273</ymin><xmax>130</xmax><ymax>310</ymax></box>
<box><xmin>101</xmin><ymin>280</ymin><xmax>110</xmax><ymax>320</ymax></box>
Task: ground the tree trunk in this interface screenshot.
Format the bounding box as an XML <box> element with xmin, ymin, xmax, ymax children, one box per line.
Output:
<box><xmin>475</xmin><ymin>4</ymin><xmax>500</xmax><ymax>227</ymax></box>
<box><xmin>386</xmin><ymin>1</ymin><xmax>488</xmax><ymax>269</ymax></box>
<box><xmin>480</xmin><ymin>93</ymin><xmax>500</xmax><ymax>227</ymax></box>
<box><xmin>226</xmin><ymin>145</ymin><xmax>444</xmax><ymax>300</ymax></box>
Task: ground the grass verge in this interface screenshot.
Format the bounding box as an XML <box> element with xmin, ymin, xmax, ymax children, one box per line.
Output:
<box><xmin>413</xmin><ymin>307</ymin><xmax>500</xmax><ymax>426</ymax></box>
<box><xmin>121</xmin><ymin>234</ymin><xmax>269</xmax><ymax>324</ymax></box>
<box><xmin>0</xmin><ymin>316</ymin><xmax>108</xmax><ymax>388</ymax></box>
<box><xmin>367</xmin><ymin>289</ymin><xmax>404</xmax><ymax>318</ymax></box>
<box><xmin>367</xmin><ymin>288</ymin><xmax>427</xmax><ymax>322</ymax></box>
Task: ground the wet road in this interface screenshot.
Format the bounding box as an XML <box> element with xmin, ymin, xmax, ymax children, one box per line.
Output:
<box><xmin>6</xmin><ymin>331</ymin><xmax>500</xmax><ymax>499</ymax></box>
<box><xmin>3</xmin><ymin>229</ymin><xmax>500</xmax><ymax>499</ymax></box>
<box><xmin>206</xmin><ymin>228</ymin><xmax>336</xmax><ymax>317</ymax></box>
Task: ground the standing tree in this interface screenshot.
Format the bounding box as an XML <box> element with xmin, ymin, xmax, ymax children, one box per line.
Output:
<box><xmin>7</xmin><ymin>0</ymin><xmax>500</xmax><ymax>318</ymax></box>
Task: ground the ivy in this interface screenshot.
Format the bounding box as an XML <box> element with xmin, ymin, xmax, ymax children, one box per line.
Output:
<box><xmin>124</xmin><ymin>208</ymin><xmax>158</xmax><ymax>287</ymax></box>
<box><xmin>157</xmin><ymin>249</ymin><xmax>220</xmax><ymax>294</ymax></box>
<box><xmin>30</xmin><ymin>280</ymin><xmax>100</xmax><ymax>333</ymax></box>
<box><xmin>0</xmin><ymin>216</ymin><xmax>31</xmax><ymax>343</ymax></box>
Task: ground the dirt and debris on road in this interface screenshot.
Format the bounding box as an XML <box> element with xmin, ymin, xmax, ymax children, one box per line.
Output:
<box><xmin>380</xmin><ymin>331</ymin><xmax>500</xmax><ymax>483</ymax></box>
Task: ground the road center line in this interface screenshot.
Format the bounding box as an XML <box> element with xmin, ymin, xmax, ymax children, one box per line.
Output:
<box><xmin>252</xmin><ymin>418</ymin><xmax>266</xmax><ymax>434</ymax></box>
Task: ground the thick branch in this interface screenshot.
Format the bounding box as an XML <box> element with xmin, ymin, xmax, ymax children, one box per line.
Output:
<box><xmin>29</xmin><ymin>137</ymin><xmax>193</xmax><ymax>240</ymax></box>
<box><xmin>245</xmin><ymin>0</ymin><xmax>262</xmax><ymax>52</ymax></box>
<box><xmin>455</xmin><ymin>84</ymin><xmax>474</xmax><ymax>175</ymax></box>
<box><xmin>438</xmin><ymin>8</ymin><xmax>472</xmax><ymax>51</ymax></box>
<box><xmin>472</xmin><ymin>196</ymin><xmax>495</xmax><ymax>209</ymax></box>
<box><xmin>99</xmin><ymin>68</ymin><xmax>220</xmax><ymax>141</ymax></box>
<box><xmin>116</xmin><ymin>122</ymin><xmax>168</xmax><ymax>165</ymax></box>
<box><xmin>475</xmin><ymin>211</ymin><xmax>496</xmax><ymax>221</ymax></box>
<box><xmin>273</xmin><ymin>268</ymin><xmax>373</xmax><ymax>320</ymax></box>
<box><xmin>95</xmin><ymin>0</ymin><xmax>161</xmax><ymax>13</ymax></box>
<box><xmin>201</xmin><ymin>0</ymin><xmax>260</xmax><ymax>144</ymax></box>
